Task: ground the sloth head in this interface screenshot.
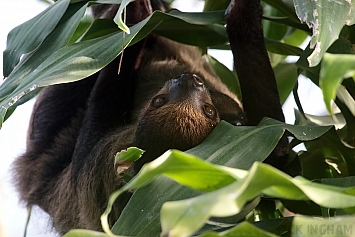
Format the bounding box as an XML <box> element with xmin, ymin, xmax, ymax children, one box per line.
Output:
<box><xmin>133</xmin><ymin>73</ymin><xmax>243</xmax><ymax>171</ymax></box>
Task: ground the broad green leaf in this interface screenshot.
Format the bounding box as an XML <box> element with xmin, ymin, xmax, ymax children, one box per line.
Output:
<box><xmin>160</xmin><ymin>162</ymin><xmax>355</xmax><ymax>237</ymax></box>
<box><xmin>296</xmin><ymin>113</ymin><xmax>355</xmax><ymax>177</ymax></box>
<box><xmin>284</xmin><ymin>29</ymin><xmax>309</xmax><ymax>48</ymax></box>
<box><xmin>199</xmin><ymin>221</ymin><xmax>278</xmax><ymax>237</ymax></box>
<box><xmin>320</xmin><ymin>53</ymin><xmax>355</xmax><ymax>114</ymax></box>
<box><xmin>296</xmin><ymin>45</ymin><xmax>321</xmax><ymax>85</ymax></box>
<box><xmin>111</xmin><ymin>119</ymin><xmax>285</xmax><ymax>236</ymax></box>
<box><xmin>63</xmin><ymin>229</ymin><xmax>111</xmax><ymax>237</ymax></box>
<box><xmin>337</xmin><ymin>87</ymin><xmax>355</xmax><ymax>119</ymax></box>
<box><xmin>88</xmin><ymin>0</ymin><xmax>123</xmax><ymax>3</ymax></box>
<box><xmin>115</xmin><ymin>147</ymin><xmax>144</xmax><ymax>163</ymax></box>
<box><xmin>203</xmin><ymin>0</ymin><xmax>229</xmax><ymax>11</ymax></box>
<box><xmin>263</xmin><ymin>0</ymin><xmax>298</xmax><ymax>22</ymax></box>
<box><xmin>112</xmin><ymin>176</ymin><xmax>205</xmax><ymax>236</ymax></box>
<box><xmin>305</xmin><ymin>113</ymin><xmax>345</xmax><ymax>127</ymax></box>
<box><xmin>282</xmin><ymin>199</ymin><xmax>322</xmax><ymax>216</ymax></box>
<box><xmin>263</xmin><ymin>5</ymin><xmax>288</xmax><ymax>41</ymax></box>
<box><xmin>206</xmin><ymin>54</ymin><xmax>241</xmax><ymax>98</ymax></box>
<box><xmin>111</xmin><ymin>119</ymin><xmax>330</xmax><ymax>236</ymax></box>
<box><xmin>67</xmin><ymin>13</ymin><xmax>93</xmax><ymax>44</ymax></box>
<box><xmin>0</xmin><ymin>2</ymin><xmax>88</xmax><ymax>102</ymax></box>
<box><xmin>113</xmin><ymin>0</ymin><xmax>133</xmax><ymax>33</ymax></box>
<box><xmin>321</xmin><ymin>177</ymin><xmax>355</xmax><ymax>213</ymax></box>
<box><xmin>0</xmin><ymin>2</ymin><xmax>89</xmax><ymax>128</ymax></box>
<box><xmin>273</xmin><ymin>63</ymin><xmax>298</xmax><ymax>104</ymax></box>
<box><xmin>107</xmin><ymin>120</ymin><xmax>332</xmax><ymax>236</ymax></box>
<box><xmin>259</xmin><ymin>118</ymin><xmax>331</xmax><ymax>141</ymax></box>
<box><xmin>334</xmin><ymin>92</ymin><xmax>355</xmax><ymax>148</ymax></box>
<box><xmin>159</xmin><ymin>163</ymin><xmax>298</xmax><ymax>237</ymax></box>
<box><xmin>152</xmin><ymin>10</ymin><xmax>227</xmax><ymax>46</ymax></box>
<box><xmin>3</xmin><ymin>0</ymin><xmax>70</xmax><ymax>77</ymax></box>
<box><xmin>322</xmin><ymin>176</ymin><xmax>355</xmax><ymax>188</ymax></box>
<box><xmin>112</xmin><ymin>149</ymin><xmax>242</xmax><ymax>196</ymax></box>
<box><xmin>263</xmin><ymin>15</ymin><xmax>310</xmax><ymax>33</ymax></box>
<box><xmin>102</xmin><ymin>149</ymin><xmax>243</xmax><ymax>235</ymax></box>
<box><xmin>252</xmin><ymin>218</ymin><xmax>293</xmax><ymax>236</ymax></box>
<box><xmin>298</xmin><ymin>150</ymin><xmax>332</xmax><ymax>180</ymax></box>
<box><xmin>253</xmin><ymin>199</ymin><xmax>282</xmax><ymax>221</ymax></box>
<box><xmin>80</xmin><ymin>19</ymin><xmax>119</xmax><ymax>41</ymax></box>
<box><xmin>321</xmin><ymin>176</ymin><xmax>355</xmax><ymax>214</ymax></box>
<box><xmin>168</xmin><ymin>9</ymin><xmax>225</xmax><ymax>25</ymax></box>
<box><xmin>291</xmin><ymin>176</ymin><xmax>355</xmax><ymax>207</ymax></box>
<box><xmin>265</xmin><ymin>38</ymin><xmax>303</xmax><ymax>56</ymax></box>
<box><xmin>294</xmin><ymin>0</ymin><xmax>355</xmax><ymax>66</ymax></box>
<box><xmin>0</xmin><ymin>10</ymin><xmax>230</xmax><ymax>127</ymax></box>
<box><xmin>292</xmin><ymin>215</ymin><xmax>355</xmax><ymax>237</ymax></box>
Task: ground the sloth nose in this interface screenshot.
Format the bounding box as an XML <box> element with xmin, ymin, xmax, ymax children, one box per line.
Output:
<box><xmin>173</xmin><ymin>74</ymin><xmax>204</xmax><ymax>87</ymax></box>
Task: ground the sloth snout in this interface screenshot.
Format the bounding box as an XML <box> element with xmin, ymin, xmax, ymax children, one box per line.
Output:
<box><xmin>173</xmin><ymin>74</ymin><xmax>204</xmax><ymax>88</ymax></box>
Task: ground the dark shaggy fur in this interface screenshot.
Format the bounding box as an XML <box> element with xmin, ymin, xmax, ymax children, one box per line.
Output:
<box><xmin>13</xmin><ymin>35</ymin><xmax>245</xmax><ymax>234</ymax></box>
<box><xmin>13</xmin><ymin>0</ymin><xmax>288</xmax><ymax>234</ymax></box>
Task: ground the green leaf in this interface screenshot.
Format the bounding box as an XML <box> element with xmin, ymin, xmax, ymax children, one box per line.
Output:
<box><xmin>283</xmin><ymin>29</ymin><xmax>309</xmax><ymax>48</ymax></box>
<box><xmin>265</xmin><ymin>38</ymin><xmax>303</xmax><ymax>56</ymax></box>
<box><xmin>199</xmin><ymin>221</ymin><xmax>279</xmax><ymax>237</ymax></box>
<box><xmin>108</xmin><ymin>120</ymin><xmax>331</xmax><ymax>236</ymax></box>
<box><xmin>0</xmin><ymin>10</ymin><xmax>231</xmax><ymax>128</ymax></box>
<box><xmin>67</xmin><ymin>13</ymin><xmax>93</xmax><ymax>44</ymax></box>
<box><xmin>159</xmin><ymin>162</ymin><xmax>355</xmax><ymax>237</ymax></box>
<box><xmin>168</xmin><ymin>9</ymin><xmax>225</xmax><ymax>25</ymax></box>
<box><xmin>322</xmin><ymin>176</ymin><xmax>355</xmax><ymax>188</ymax></box>
<box><xmin>282</xmin><ymin>199</ymin><xmax>322</xmax><ymax>216</ymax></box>
<box><xmin>273</xmin><ymin>63</ymin><xmax>298</xmax><ymax>104</ymax></box>
<box><xmin>252</xmin><ymin>217</ymin><xmax>294</xmax><ymax>236</ymax></box>
<box><xmin>113</xmin><ymin>0</ymin><xmax>133</xmax><ymax>33</ymax></box>
<box><xmin>102</xmin><ymin>149</ymin><xmax>244</xmax><ymax>235</ymax></box>
<box><xmin>296</xmin><ymin>112</ymin><xmax>355</xmax><ymax>177</ymax></box>
<box><xmin>0</xmin><ymin>3</ymin><xmax>89</xmax><ymax>100</ymax></box>
<box><xmin>262</xmin><ymin>0</ymin><xmax>299</xmax><ymax>22</ymax></box>
<box><xmin>89</xmin><ymin>0</ymin><xmax>124</xmax><ymax>3</ymax></box>
<box><xmin>63</xmin><ymin>229</ymin><xmax>111</xmax><ymax>237</ymax></box>
<box><xmin>111</xmin><ymin>119</ymin><xmax>285</xmax><ymax>236</ymax></box>
<box><xmin>80</xmin><ymin>19</ymin><xmax>119</xmax><ymax>41</ymax></box>
<box><xmin>263</xmin><ymin>15</ymin><xmax>310</xmax><ymax>33</ymax></box>
<box><xmin>298</xmin><ymin>150</ymin><xmax>332</xmax><ymax>180</ymax></box>
<box><xmin>294</xmin><ymin>0</ymin><xmax>355</xmax><ymax>66</ymax></box>
<box><xmin>320</xmin><ymin>53</ymin><xmax>355</xmax><ymax>115</ymax></box>
<box><xmin>206</xmin><ymin>54</ymin><xmax>241</xmax><ymax>98</ymax></box>
<box><xmin>153</xmin><ymin>10</ymin><xmax>227</xmax><ymax>46</ymax></box>
<box><xmin>203</xmin><ymin>0</ymin><xmax>229</xmax><ymax>11</ymax></box>
<box><xmin>3</xmin><ymin>0</ymin><xmax>70</xmax><ymax>77</ymax></box>
<box><xmin>259</xmin><ymin>118</ymin><xmax>331</xmax><ymax>141</ymax></box>
<box><xmin>117</xmin><ymin>150</ymin><xmax>241</xmax><ymax>195</ymax></box>
<box><xmin>262</xmin><ymin>5</ymin><xmax>288</xmax><ymax>41</ymax></box>
<box><xmin>112</xmin><ymin>176</ymin><xmax>205</xmax><ymax>236</ymax></box>
<box><xmin>0</xmin><ymin>2</ymin><xmax>89</xmax><ymax>127</ymax></box>
<box><xmin>115</xmin><ymin>147</ymin><xmax>144</xmax><ymax>163</ymax></box>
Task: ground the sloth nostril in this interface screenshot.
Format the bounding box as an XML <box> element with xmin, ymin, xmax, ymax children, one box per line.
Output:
<box><xmin>173</xmin><ymin>74</ymin><xmax>184</xmax><ymax>80</ymax></box>
<box><xmin>173</xmin><ymin>74</ymin><xmax>204</xmax><ymax>87</ymax></box>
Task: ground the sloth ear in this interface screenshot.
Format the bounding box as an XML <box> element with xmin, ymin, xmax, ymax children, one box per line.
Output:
<box><xmin>209</xmin><ymin>90</ymin><xmax>247</xmax><ymax>126</ymax></box>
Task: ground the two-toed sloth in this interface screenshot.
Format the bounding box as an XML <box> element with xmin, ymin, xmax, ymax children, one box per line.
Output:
<box><xmin>13</xmin><ymin>0</ymin><xmax>288</xmax><ymax>234</ymax></box>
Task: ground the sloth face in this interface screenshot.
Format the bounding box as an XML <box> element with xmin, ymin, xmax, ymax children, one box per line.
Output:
<box><xmin>150</xmin><ymin>73</ymin><xmax>219</xmax><ymax>121</ymax></box>
<box><xmin>133</xmin><ymin>73</ymin><xmax>220</xmax><ymax>167</ymax></box>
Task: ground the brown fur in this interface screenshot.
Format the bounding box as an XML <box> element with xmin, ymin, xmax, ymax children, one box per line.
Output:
<box><xmin>13</xmin><ymin>35</ymin><xmax>245</xmax><ymax>234</ymax></box>
<box><xmin>13</xmin><ymin>0</ymin><xmax>288</xmax><ymax>234</ymax></box>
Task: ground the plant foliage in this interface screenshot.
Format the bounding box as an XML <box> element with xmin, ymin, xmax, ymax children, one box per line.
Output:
<box><xmin>2</xmin><ymin>0</ymin><xmax>355</xmax><ymax>236</ymax></box>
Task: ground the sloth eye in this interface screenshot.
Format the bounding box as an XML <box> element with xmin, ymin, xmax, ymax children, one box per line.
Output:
<box><xmin>152</xmin><ymin>95</ymin><xmax>167</xmax><ymax>108</ymax></box>
<box><xmin>203</xmin><ymin>104</ymin><xmax>217</xmax><ymax>119</ymax></box>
